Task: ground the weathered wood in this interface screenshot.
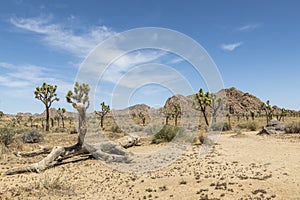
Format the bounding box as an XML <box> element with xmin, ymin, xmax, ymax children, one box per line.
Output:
<box><xmin>5</xmin><ymin>146</ymin><xmax>65</xmax><ymax>175</ymax></box>
<box><xmin>14</xmin><ymin>147</ymin><xmax>52</xmax><ymax>157</ymax></box>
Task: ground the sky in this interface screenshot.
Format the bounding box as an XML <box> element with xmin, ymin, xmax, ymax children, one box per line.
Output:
<box><xmin>0</xmin><ymin>0</ymin><xmax>300</xmax><ymax>114</ymax></box>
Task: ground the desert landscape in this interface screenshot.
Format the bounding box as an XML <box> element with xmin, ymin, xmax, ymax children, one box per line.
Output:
<box><xmin>0</xmin><ymin>86</ymin><xmax>299</xmax><ymax>199</ymax></box>
<box><xmin>1</xmin><ymin>1</ymin><xmax>300</xmax><ymax>200</ymax></box>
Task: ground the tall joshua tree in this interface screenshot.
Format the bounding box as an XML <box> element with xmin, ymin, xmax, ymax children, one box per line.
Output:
<box><xmin>260</xmin><ymin>100</ymin><xmax>273</xmax><ymax>124</ymax></box>
<box><xmin>138</xmin><ymin>112</ymin><xmax>146</xmax><ymax>126</ymax></box>
<box><xmin>194</xmin><ymin>88</ymin><xmax>211</xmax><ymax>126</ymax></box>
<box><xmin>95</xmin><ymin>102</ymin><xmax>110</xmax><ymax>128</ymax></box>
<box><xmin>57</xmin><ymin>108</ymin><xmax>66</xmax><ymax>128</ymax></box>
<box><xmin>172</xmin><ymin>104</ymin><xmax>181</xmax><ymax>126</ymax></box>
<box><xmin>66</xmin><ymin>82</ymin><xmax>90</xmax><ymax>146</ymax></box>
<box><xmin>34</xmin><ymin>83</ymin><xmax>59</xmax><ymax>131</ymax></box>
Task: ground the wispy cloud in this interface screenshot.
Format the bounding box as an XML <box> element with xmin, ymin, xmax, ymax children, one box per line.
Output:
<box><xmin>10</xmin><ymin>16</ymin><xmax>116</xmax><ymax>57</ymax></box>
<box><xmin>237</xmin><ymin>23</ymin><xmax>262</xmax><ymax>32</ymax></box>
<box><xmin>0</xmin><ymin>61</ymin><xmax>73</xmax><ymax>102</ymax></box>
<box><xmin>221</xmin><ymin>42</ymin><xmax>243</xmax><ymax>51</ymax></box>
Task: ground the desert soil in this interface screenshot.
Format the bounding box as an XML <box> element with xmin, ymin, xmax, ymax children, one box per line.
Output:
<box><xmin>0</xmin><ymin>131</ymin><xmax>299</xmax><ymax>200</ymax></box>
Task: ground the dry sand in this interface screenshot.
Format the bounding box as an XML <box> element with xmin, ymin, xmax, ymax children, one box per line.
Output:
<box><xmin>0</xmin><ymin>131</ymin><xmax>299</xmax><ymax>199</ymax></box>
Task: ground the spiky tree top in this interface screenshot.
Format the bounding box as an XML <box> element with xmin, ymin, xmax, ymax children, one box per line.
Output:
<box><xmin>57</xmin><ymin>107</ymin><xmax>66</xmax><ymax>116</ymax></box>
<box><xmin>66</xmin><ymin>82</ymin><xmax>90</xmax><ymax>110</ymax></box>
<box><xmin>0</xmin><ymin>111</ymin><xmax>3</xmax><ymax>118</ymax></box>
<box><xmin>95</xmin><ymin>102</ymin><xmax>110</xmax><ymax>117</ymax></box>
<box><xmin>34</xmin><ymin>83</ymin><xmax>59</xmax><ymax>108</ymax></box>
<box><xmin>194</xmin><ymin>89</ymin><xmax>211</xmax><ymax>110</ymax></box>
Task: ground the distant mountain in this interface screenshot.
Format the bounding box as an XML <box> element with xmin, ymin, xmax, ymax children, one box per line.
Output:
<box><xmin>6</xmin><ymin>87</ymin><xmax>298</xmax><ymax>119</ymax></box>
<box><xmin>164</xmin><ymin>87</ymin><xmax>297</xmax><ymax>116</ymax></box>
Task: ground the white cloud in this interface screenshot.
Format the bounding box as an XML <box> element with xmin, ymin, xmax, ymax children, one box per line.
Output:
<box><xmin>221</xmin><ymin>42</ymin><xmax>243</xmax><ymax>51</ymax></box>
<box><xmin>237</xmin><ymin>23</ymin><xmax>261</xmax><ymax>31</ymax></box>
<box><xmin>10</xmin><ymin>16</ymin><xmax>116</xmax><ymax>57</ymax></box>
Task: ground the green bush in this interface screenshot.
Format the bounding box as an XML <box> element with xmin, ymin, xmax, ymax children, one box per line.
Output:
<box><xmin>210</xmin><ymin>122</ymin><xmax>232</xmax><ymax>131</ymax></box>
<box><xmin>152</xmin><ymin>125</ymin><xmax>179</xmax><ymax>144</ymax></box>
<box><xmin>22</xmin><ymin>129</ymin><xmax>44</xmax><ymax>143</ymax></box>
<box><xmin>0</xmin><ymin>127</ymin><xmax>15</xmax><ymax>146</ymax></box>
<box><xmin>284</xmin><ymin>122</ymin><xmax>300</xmax><ymax>133</ymax></box>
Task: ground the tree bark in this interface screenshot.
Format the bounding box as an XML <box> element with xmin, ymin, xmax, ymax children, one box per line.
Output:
<box><xmin>46</xmin><ymin>107</ymin><xmax>50</xmax><ymax>131</ymax></box>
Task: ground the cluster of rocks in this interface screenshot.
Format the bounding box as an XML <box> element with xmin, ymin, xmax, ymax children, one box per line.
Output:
<box><xmin>258</xmin><ymin>120</ymin><xmax>285</xmax><ymax>135</ymax></box>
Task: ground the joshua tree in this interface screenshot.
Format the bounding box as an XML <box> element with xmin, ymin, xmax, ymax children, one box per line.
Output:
<box><xmin>210</xmin><ymin>94</ymin><xmax>224</xmax><ymax>124</ymax></box>
<box><xmin>50</xmin><ymin>117</ymin><xmax>54</xmax><ymax>127</ymax></box>
<box><xmin>57</xmin><ymin>108</ymin><xmax>66</xmax><ymax>128</ymax></box>
<box><xmin>54</xmin><ymin>115</ymin><xmax>60</xmax><ymax>127</ymax></box>
<box><xmin>226</xmin><ymin>113</ymin><xmax>231</xmax><ymax>127</ymax></box>
<box><xmin>28</xmin><ymin>115</ymin><xmax>33</xmax><ymax>127</ymax></box>
<box><xmin>95</xmin><ymin>102</ymin><xmax>110</xmax><ymax>128</ymax></box>
<box><xmin>260</xmin><ymin>100</ymin><xmax>273</xmax><ymax>124</ymax></box>
<box><xmin>160</xmin><ymin>107</ymin><xmax>172</xmax><ymax>125</ymax></box>
<box><xmin>138</xmin><ymin>112</ymin><xmax>146</xmax><ymax>126</ymax></box>
<box><xmin>250</xmin><ymin>111</ymin><xmax>255</xmax><ymax>121</ymax></box>
<box><xmin>278</xmin><ymin>108</ymin><xmax>286</xmax><ymax>122</ymax></box>
<box><xmin>194</xmin><ymin>88</ymin><xmax>211</xmax><ymax>126</ymax></box>
<box><xmin>66</xmin><ymin>82</ymin><xmax>90</xmax><ymax>146</ymax></box>
<box><xmin>34</xmin><ymin>83</ymin><xmax>59</xmax><ymax>131</ymax></box>
<box><xmin>172</xmin><ymin>104</ymin><xmax>181</xmax><ymax>126</ymax></box>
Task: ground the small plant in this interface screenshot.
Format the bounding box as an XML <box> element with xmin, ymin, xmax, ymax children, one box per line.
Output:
<box><xmin>0</xmin><ymin>127</ymin><xmax>15</xmax><ymax>146</ymax></box>
<box><xmin>284</xmin><ymin>122</ymin><xmax>300</xmax><ymax>133</ymax></box>
<box><xmin>152</xmin><ymin>125</ymin><xmax>179</xmax><ymax>144</ymax></box>
<box><xmin>22</xmin><ymin>129</ymin><xmax>44</xmax><ymax>143</ymax></box>
<box><xmin>111</xmin><ymin>124</ymin><xmax>122</xmax><ymax>133</ymax></box>
<box><xmin>179</xmin><ymin>179</ymin><xmax>187</xmax><ymax>184</ymax></box>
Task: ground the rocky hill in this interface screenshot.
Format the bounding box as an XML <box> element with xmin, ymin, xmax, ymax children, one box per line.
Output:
<box><xmin>164</xmin><ymin>87</ymin><xmax>297</xmax><ymax>116</ymax></box>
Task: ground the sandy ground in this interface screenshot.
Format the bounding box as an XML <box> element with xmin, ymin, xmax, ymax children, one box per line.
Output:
<box><xmin>0</xmin><ymin>131</ymin><xmax>299</xmax><ymax>200</ymax></box>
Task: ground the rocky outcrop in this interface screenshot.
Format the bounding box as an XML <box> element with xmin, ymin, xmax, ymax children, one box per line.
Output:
<box><xmin>257</xmin><ymin>120</ymin><xmax>285</xmax><ymax>135</ymax></box>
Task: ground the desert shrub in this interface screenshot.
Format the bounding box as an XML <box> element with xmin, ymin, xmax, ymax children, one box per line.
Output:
<box><xmin>152</xmin><ymin>125</ymin><xmax>179</xmax><ymax>144</ymax></box>
<box><xmin>0</xmin><ymin>127</ymin><xmax>15</xmax><ymax>146</ymax></box>
<box><xmin>111</xmin><ymin>124</ymin><xmax>122</xmax><ymax>133</ymax></box>
<box><xmin>22</xmin><ymin>129</ymin><xmax>44</xmax><ymax>143</ymax></box>
<box><xmin>237</xmin><ymin>123</ymin><xmax>248</xmax><ymax>129</ymax></box>
<box><xmin>210</xmin><ymin>122</ymin><xmax>231</xmax><ymax>131</ymax></box>
<box><xmin>284</xmin><ymin>122</ymin><xmax>300</xmax><ymax>133</ymax></box>
<box><xmin>247</xmin><ymin>121</ymin><xmax>259</xmax><ymax>131</ymax></box>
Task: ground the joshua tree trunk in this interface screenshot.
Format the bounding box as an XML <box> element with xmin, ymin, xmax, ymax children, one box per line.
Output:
<box><xmin>46</xmin><ymin>107</ymin><xmax>50</xmax><ymax>131</ymax></box>
<box><xmin>100</xmin><ymin>116</ymin><xmax>104</xmax><ymax>128</ymax></box>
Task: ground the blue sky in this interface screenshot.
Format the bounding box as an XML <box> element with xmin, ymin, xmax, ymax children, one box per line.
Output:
<box><xmin>0</xmin><ymin>0</ymin><xmax>299</xmax><ymax>114</ymax></box>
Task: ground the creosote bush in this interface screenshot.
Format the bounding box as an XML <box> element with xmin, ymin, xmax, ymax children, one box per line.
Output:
<box><xmin>0</xmin><ymin>127</ymin><xmax>15</xmax><ymax>146</ymax></box>
<box><xmin>152</xmin><ymin>125</ymin><xmax>179</xmax><ymax>144</ymax></box>
<box><xmin>22</xmin><ymin>129</ymin><xmax>44</xmax><ymax>143</ymax></box>
<box><xmin>284</xmin><ymin>122</ymin><xmax>300</xmax><ymax>133</ymax></box>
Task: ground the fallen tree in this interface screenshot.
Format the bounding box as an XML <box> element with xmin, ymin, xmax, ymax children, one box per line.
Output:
<box><xmin>5</xmin><ymin>82</ymin><xmax>135</xmax><ymax>175</ymax></box>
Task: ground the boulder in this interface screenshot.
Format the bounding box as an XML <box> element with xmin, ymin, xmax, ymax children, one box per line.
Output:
<box><xmin>257</xmin><ymin>120</ymin><xmax>285</xmax><ymax>135</ymax></box>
